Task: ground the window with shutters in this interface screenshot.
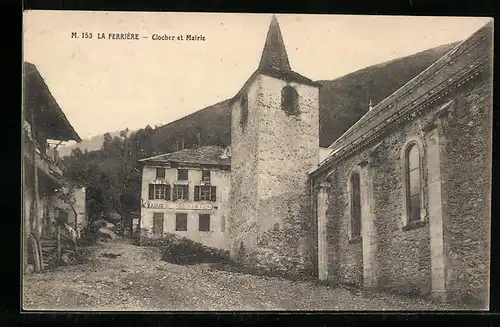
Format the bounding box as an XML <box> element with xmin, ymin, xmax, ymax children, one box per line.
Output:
<box><xmin>349</xmin><ymin>171</ymin><xmax>362</xmax><ymax>239</ymax></box>
<box><xmin>194</xmin><ymin>185</ymin><xmax>217</xmax><ymax>202</ymax></box>
<box><xmin>156</xmin><ymin>168</ymin><xmax>166</xmax><ymax>179</ymax></box>
<box><xmin>199</xmin><ymin>214</ymin><xmax>210</xmax><ymax>232</ymax></box>
<box><xmin>173</xmin><ymin>184</ymin><xmax>189</xmax><ymax>201</ymax></box>
<box><xmin>175</xmin><ymin>213</ymin><xmax>188</xmax><ymax>231</ymax></box>
<box><xmin>148</xmin><ymin>184</ymin><xmax>170</xmax><ymax>200</ymax></box>
<box><xmin>177</xmin><ymin>169</ymin><xmax>188</xmax><ymax>181</ymax></box>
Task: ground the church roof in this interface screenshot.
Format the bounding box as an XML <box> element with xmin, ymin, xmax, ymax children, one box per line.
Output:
<box><xmin>310</xmin><ymin>20</ymin><xmax>493</xmax><ymax>178</ymax></box>
<box><xmin>229</xmin><ymin>16</ymin><xmax>320</xmax><ymax>105</ymax></box>
<box><xmin>139</xmin><ymin>146</ymin><xmax>231</xmax><ymax>167</ymax></box>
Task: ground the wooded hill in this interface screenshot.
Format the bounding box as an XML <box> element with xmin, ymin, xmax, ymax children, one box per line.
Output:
<box><xmin>62</xmin><ymin>42</ymin><xmax>460</xmax><ymax>223</ymax></box>
<box><xmin>151</xmin><ymin>41</ymin><xmax>459</xmax><ymax>151</ymax></box>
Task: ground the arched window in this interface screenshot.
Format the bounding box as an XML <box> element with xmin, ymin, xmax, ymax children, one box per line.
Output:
<box><xmin>405</xmin><ymin>143</ymin><xmax>421</xmax><ymax>223</ymax></box>
<box><xmin>350</xmin><ymin>172</ymin><xmax>362</xmax><ymax>238</ymax></box>
<box><xmin>240</xmin><ymin>94</ymin><xmax>248</xmax><ymax>127</ymax></box>
<box><xmin>281</xmin><ymin>86</ymin><xmax>299</xmax><ymax>115</ymax></box>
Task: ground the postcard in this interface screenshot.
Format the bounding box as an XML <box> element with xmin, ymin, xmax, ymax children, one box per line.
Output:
<box><xmin>22</xmin><ymin>10</ymin><xmax>493</xmax><ymax>311</ymax></box>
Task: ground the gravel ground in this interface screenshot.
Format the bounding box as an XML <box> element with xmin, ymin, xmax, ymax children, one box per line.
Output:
<box><xmin>22</xmin><ymin>240</ymin><xmax>467</xmax><ymax>311</ymax></box>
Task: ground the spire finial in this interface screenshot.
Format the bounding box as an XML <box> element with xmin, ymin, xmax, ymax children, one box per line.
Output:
<box><xmin>258</xmin><ymin>15</ymin><xmax>291</xmax><ymax>72</ymax></box>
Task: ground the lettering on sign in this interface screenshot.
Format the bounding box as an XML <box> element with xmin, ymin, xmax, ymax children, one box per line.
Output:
<box><xmin>141</xmin><ymin>199</ymin><xmax>213</xmax><ymax>210</ymax></box>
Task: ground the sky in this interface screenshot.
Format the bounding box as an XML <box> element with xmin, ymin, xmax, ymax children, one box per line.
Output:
<box><xmin>23</xmin><ymin>11</ymin><xmax>492</xmax><ymax>141</ymax></box>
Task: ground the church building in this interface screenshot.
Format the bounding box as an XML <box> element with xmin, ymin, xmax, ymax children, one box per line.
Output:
<box><xmin>228</xmin><ymin>16</ymin><xmax>492</xmax><ymax>307</ymax></box>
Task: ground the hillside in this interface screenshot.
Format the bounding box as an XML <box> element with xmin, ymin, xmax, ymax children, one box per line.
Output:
<box><xmin>62</xmin><ymin>41</ymin><xmax>460</xmax><ymax>156</ymax></box>
<box><xmin>316</xmin><ymin>42</ymin><xmax>459</xmax><ymax>146</ymax></box>
<box><xmin>58</xmin><ymin>131</ymin><xmax>122</xmax><ymax>157</ymax></box>
<box><xmin>149</xmin><ymin>41</ymin><xmax>459</xmax><ymax>150</ymax></box>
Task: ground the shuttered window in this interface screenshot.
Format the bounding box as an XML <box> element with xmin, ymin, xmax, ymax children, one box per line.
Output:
<box><xmin>173</xmin><ymin>184</ymin><xmax>189</xmax><ymax>201</ymax></box>
<box><xmin>194</xmin><ymin>185</ymin><xmax>217</xmax><ymax>202</ymax></box>
<box><xmin>148</xmin><ymin>184</ymin><xmax>170</xmax><ymax>200</ymax></box>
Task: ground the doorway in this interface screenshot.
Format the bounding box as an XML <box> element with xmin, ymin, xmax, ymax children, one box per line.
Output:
<box><xmin>152</xmin><ymin>212</ymin><xmax>164</xmax><ymax>237</ymax></box>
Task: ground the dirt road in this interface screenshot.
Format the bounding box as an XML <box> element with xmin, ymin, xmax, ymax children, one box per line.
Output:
<box><xmin>22</xmin><ymin>240</ymin><xmax>465</xmax><ymax>311</ymax></box>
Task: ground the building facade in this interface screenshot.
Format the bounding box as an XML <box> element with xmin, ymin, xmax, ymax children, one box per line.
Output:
<box><xmin>139</xmin><ymin>146</ymin><xmax>231</xmax><ymax>250</ymax></box>
<box><xmin>23</xmin><ymin>62</ymin><xmax>83</xmax><ymax>273</ymax></box>
<box><xmin>310</xmin><ymin>22</ymin><xmax>493</xmax><ymax>306</ymax></box>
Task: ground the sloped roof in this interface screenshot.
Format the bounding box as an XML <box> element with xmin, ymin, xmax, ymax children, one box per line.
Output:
<box><xmin>258</xmin><ymin>15</ymin><xmax>292</xmax><ymax>72</ymax></box>
<box><xmin>24</xmin><ymin>62</ymin><xmax>82</xmax><ymax>142</ymax></box>
<box><xmin>229</xmin><ymin>16</ymin><xmax>320</xmax><ymax>105</ymax></box>
<box><xmin>139</xmin><ymin>146</ymin><xmax>230</xmax><ymax>167</ymax></box>
<box><xmin>310</xmin><ymin>20</ymin><xmax>493</xmax><ymax>177</ymax></box>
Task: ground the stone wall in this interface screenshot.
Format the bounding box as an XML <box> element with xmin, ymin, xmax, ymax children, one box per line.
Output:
<box><xmin>325</xmin><ymin>94</ymin><xmax>454</xmax><ymax>294</ymax></box>
<box><xmin>319</xmin><ymin>68</ymin><xmax>492</xmax><ymax>305</ymax></box>
<box><xmin>230</xmin><ymin>74</ymin><xmax>320</xmax><ymax>278</ymax></box>
<box><xmin>229</xmin><ymin>77</ymin><xmax>261</xmax><ymax>255</ymax></box>
<box><xmin>441</xmin><ymin>72</ymin><xmax>492</xmax><ymax>307</ymax></box>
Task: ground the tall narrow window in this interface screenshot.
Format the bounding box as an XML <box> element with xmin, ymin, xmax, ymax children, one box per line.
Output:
<box><xmin>406</xmin><ymin>144</ymin><xmax>421</xmax><ymax>223</ymax></box>
<box><xmin>350</xmin><ymin>172</ymin><xmax>361</xmax><ymax>238</ymax></box>
<box><xmin>281</xmin><ymin>86</ymin><xmax>299</xmax><ymax>115</ymax></box>
<box><xmin>240</xmin><ymin>94</ymin><xmax>248</xmax><ymax>127</ymax></box>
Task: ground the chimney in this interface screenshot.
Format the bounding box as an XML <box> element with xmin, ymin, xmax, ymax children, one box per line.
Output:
<box><xmin>369</xmin><ymin>98</ymin><xmax>373</xmax><ymax>111</ymax></box>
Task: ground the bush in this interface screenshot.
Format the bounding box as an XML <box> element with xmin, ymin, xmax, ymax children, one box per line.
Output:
<box><xmin>139</xmin><ymin>233</ymin><xmax>231</xmax><ymax>265</ymax></box>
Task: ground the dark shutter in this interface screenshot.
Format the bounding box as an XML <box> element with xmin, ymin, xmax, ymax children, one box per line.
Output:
<box><xmin>194</xmin><ymin>186</ymin><xmax>200</xmax><ymax>202</ymax></box>
<box><xmin>210</xmin><ymin>186</ymin><xmax>217</xmax><ymax>202</ymax></box>
<box><xmin>172</xmin><ymin>185</ymin><xmax>178</xmax><ymax>201</ymax></box>
<box><xmin>148</xmin><ymin>184</ymin><xmax>154</xmax><ymax>200</ymax></box>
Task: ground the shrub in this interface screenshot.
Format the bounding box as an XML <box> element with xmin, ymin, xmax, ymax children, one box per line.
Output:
<box><xmin>140</xmin><ymin>233</ymin><xmax>231</xmax><ymax>265</ymax></box>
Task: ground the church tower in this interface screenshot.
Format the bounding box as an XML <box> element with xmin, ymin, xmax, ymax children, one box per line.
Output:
<box><xmin>229</xmin><ymin>16</ymin><xmax>320</xmax><ymax>278</ymax></box>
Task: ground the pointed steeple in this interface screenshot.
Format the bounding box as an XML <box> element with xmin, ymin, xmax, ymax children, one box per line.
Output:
<box><xmin>258</xmin><ymin>15</ymin><xmax>292</xmax><ymax>72</ymax></box>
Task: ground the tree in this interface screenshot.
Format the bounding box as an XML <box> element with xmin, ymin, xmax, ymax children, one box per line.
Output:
<box><xmin>62</xmin><ymin>126</ymin><xmax>156</xmax><ymax>234</ymax></box>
